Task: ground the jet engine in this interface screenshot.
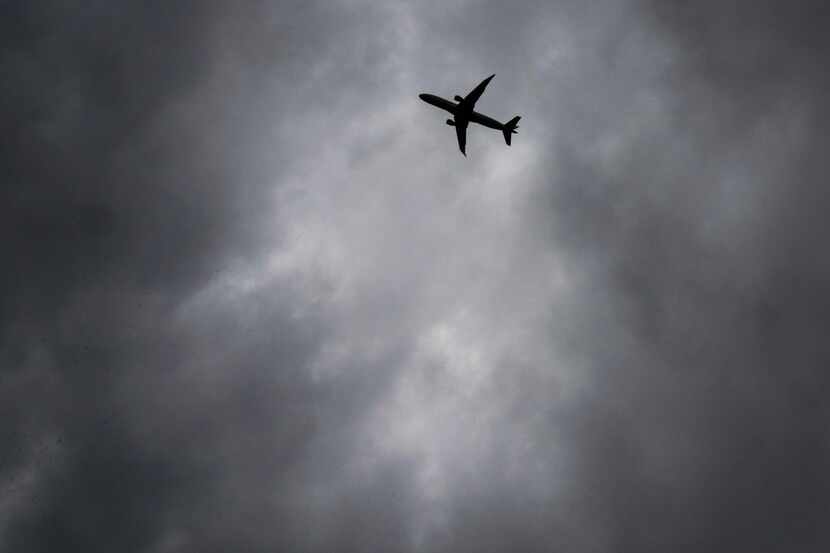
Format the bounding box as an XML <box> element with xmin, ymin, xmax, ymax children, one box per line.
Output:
<box><xmin>454</xmin><ymin>95</ymin><xmax>464</xmax><ymax>102</ymax></box>
<box><xmin>446</xmin><ymin>119</ymin><xmax>455</xmax><ymax>126</ymax></box>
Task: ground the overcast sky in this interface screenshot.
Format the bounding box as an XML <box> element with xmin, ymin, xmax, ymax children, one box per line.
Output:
<box><xmin>2</xmin><ymin>1</ymin><xmax>830</xmax><ymax>551</ymax></box>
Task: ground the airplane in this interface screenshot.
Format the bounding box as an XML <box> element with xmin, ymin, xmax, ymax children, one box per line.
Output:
<box><xmin>419</xmin><ymin>74</ymin><xmax>520</xmax><ymax>156</ymax></box>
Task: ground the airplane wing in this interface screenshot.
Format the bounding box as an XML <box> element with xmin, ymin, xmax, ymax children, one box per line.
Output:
<box><xmin>463</xmin><ymin>74</ymin><xmax>495</xmax><ymax>108</ymax></box>
<box><xmin>455</xmin><ymin>120</ymin><xmax>468</xmax><ymax>156</ymax></box>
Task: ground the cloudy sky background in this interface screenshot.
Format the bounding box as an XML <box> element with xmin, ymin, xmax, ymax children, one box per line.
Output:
<box><xmin>2</xmin><ymin>1</ymin><xmax>830</xmax><ymax>551</ymax></box>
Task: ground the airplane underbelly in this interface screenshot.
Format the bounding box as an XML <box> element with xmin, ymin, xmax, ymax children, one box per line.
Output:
<box><xmin>469</xmin><ymin>111</ymin><xmax>502</xmax><ymax>130</ymax></box>
<box><xmin>420</xmin><ymin>94</ymin><xmax>457</xmax><ymax>114</ymax></box>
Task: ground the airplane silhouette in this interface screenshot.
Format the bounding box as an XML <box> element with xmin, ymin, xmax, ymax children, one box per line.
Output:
<box><xmin>419</xmin><ymin>74</ymin><xmax>520</xmax><ymax>156</ymax></box>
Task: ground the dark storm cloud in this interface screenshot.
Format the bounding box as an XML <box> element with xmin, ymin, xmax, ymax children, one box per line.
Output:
<box><xmin>4</xmin><ymin>0</ymin><xmax>830</xmax><ymax>551</ymax></box>
<box><xmin>0</xmin><ymin>1</ymin><xmax>404</xmax><ymax>551</ymax></box>
<box><xmin>524</xmin><ymin>2</ymin><xmax>830</xmax><ymax>551</ymax></box>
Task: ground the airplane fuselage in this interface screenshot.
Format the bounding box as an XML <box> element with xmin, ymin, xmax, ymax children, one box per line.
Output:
<box><xmin>418</xmin><ymin>93</ymin><xmax>456</xmax><ymax>114</ymax></box>
<box><xmin>418</xmin><ymin>93</ymin><xmax>504</xmax><ymax>130</ymax></box>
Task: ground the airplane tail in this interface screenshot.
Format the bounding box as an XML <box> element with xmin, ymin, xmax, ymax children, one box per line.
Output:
<box><xmin>503</xmin><ymin>116</ymin><xmax>520</xmax><ymax>146</ymax></box>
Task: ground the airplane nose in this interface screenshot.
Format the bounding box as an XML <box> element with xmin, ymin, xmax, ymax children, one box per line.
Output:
<box><xmin>418</xmin><ymin>93</ymin><xmax>428</xmax><ymax>100</ymax></box>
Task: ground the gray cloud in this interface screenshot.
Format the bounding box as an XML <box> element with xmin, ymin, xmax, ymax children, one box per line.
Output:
<box><xmin>2</xmin><ymin>1</ymin><xmax>829</xmax><ymax>551</ymax></box>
